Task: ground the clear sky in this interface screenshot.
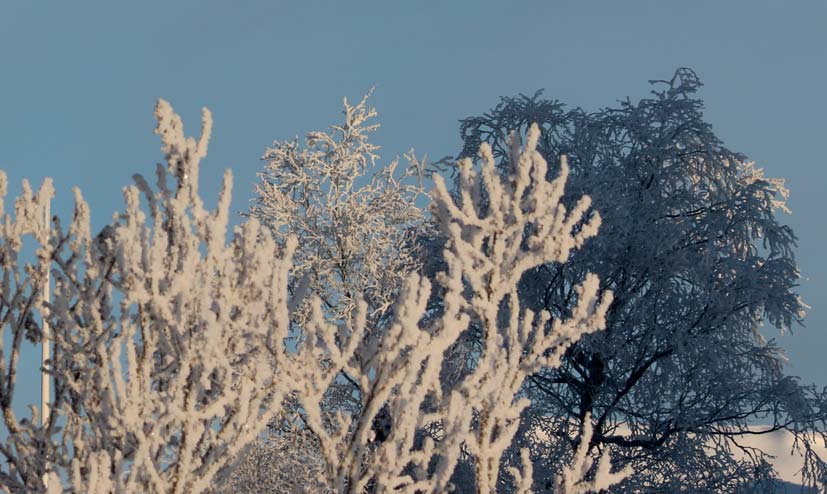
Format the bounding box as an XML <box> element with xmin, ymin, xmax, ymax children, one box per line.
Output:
<box><xmin>1</xmin><ymin>0</ymin><xmax>825</xmax><ymax>429</ymax></box>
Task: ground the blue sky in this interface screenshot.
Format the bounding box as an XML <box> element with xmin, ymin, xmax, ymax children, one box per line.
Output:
<box><xmin>1</xmin><ymin>0</ymin><xmax>825</xmax><ymax>406</ymax></box>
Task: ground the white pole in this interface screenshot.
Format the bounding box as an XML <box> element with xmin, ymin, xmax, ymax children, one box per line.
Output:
<box><xmin>40</xmin><ymin>195</ymin><xmax>51</xmax><ymax>489</ymax></box>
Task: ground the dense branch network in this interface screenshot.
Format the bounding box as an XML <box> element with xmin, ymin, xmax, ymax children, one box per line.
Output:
<box><xmin>0</xmin><ymin>99</ymin><xmax>628</xmax><ymax>494</ymax></box>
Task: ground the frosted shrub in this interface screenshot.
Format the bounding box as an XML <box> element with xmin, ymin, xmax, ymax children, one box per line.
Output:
<box><xmin>0</xmin><ymin>99</ymin><xmax>628</xmax><ymax>494</ymax></box>
<box><xmin>1</xmin><ymin>101</ymin><xmax>299</xmax><ymax>494</ymax></box>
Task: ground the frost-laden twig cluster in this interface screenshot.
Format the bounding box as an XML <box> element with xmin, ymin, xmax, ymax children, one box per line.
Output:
<box><xmin>0</xmin><ymin>101</ymin><xmax>629</xmax><ymax>493</ymax></box>
<box><xmin>0</xmin><ymin>171</ymin><xmax>56</xmax><ymax>493</ymax></box>
<box><xmin>215</xmin><ymin>426</ymin><xmax>330</xmax><ymax>494</ymax></box>
<box><xmin>1</xmin><ymin>101</ymin><xmax>299</xmax><ymax>494</ymax></box>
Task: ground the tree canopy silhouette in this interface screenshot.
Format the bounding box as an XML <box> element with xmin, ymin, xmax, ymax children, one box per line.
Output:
<box><xmin>454</xmin><ymin>68</ymin><xmax>826</xmax><ymax>493</ymax></box>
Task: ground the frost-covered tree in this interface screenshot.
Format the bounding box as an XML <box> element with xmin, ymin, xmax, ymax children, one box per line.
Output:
<box><xmin>454</xmin><ymin>68</ymin><xmax>827</xmax><ymax>492</ymax></box>
<box><xmin>246</xmin><ymin>92</ymin><xmax>429</xmax><ymax>329</ymax></box>
<box><xmin>1</xmin><ymin>98</ymin><xmax>629</xmax><ymax>494</ymax></box>
<box><xmin>245</xmin><ymin>93</ymin><xmax>430</xmax><ymax>418</ymax></box>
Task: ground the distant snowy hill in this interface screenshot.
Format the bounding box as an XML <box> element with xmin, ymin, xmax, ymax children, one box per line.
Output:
<box><xmin>735</xmin><ymin>428</ymin><xmax>826</xmax><ymax>487</ymax></box>
<box><xmin>776</xmin><ymin>479</ymin><xmax>816</xmax><ymax>493</ymax></box>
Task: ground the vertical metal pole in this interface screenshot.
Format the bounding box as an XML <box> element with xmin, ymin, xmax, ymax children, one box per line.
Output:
<box><xmin>40</xmin><ymin>195</ymin><xmax>51</xmax><ymax>489</ymax></box>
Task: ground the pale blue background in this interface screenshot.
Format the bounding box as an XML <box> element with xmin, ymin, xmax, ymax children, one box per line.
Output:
<box><xmin>1</xmin><ymin>1</ymin><xmax>824</xmax><ymax>414</ymax></box>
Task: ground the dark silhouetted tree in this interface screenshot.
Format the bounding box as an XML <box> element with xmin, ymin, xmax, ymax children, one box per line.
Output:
<box><xmin>454</xmin><ymin>68</ymin><xmax>826</xmax><ymax>493</ymax></box>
